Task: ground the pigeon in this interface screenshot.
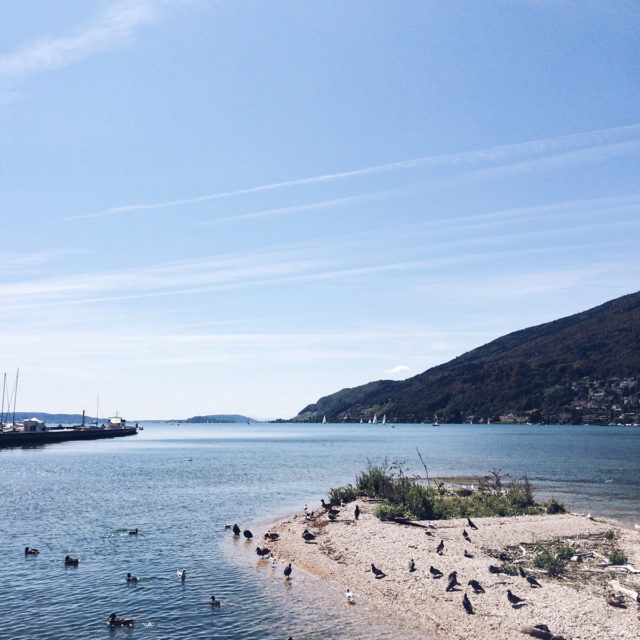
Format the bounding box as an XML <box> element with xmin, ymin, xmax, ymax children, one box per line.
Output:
<box><xmin>243</xmin><ymin>529</ymin><xmax>253</xmax><ymax>540</ymax></box>
<box><xmin>467</xmin><ymin>517</ymin><xmax>478</xmax><ymax>530</ymax></box>
<box><xmin>605</xmin><ymin>593</ymin><xmax>626</xmax><ymax>608</ymax></box>
<box><xmin>436</xmin><ymin>539</ymin><xmax>444</xmax><ymax>555</ymax></box>
<box><xmin>488</xmin><ymin>565</ymin><xmax>502</xmax><ymax>574</ymax></box>
<box><xmin>462</xmin><ymin>529</ymin><xmax>471</xmax><ymax>542</ymax></box>
<box><xmin>408</xmin><ymin>559</ymin><xmax>416</xmax><ymax>573</ymax></box>
<box><xmin>354</xmin><ymin>505</ymin><xmax>360</xmax><ymax>520</ymax></box>
<box><xmin>346</xmin><ymin>587</ymin><xmax>355</xmax><ymax>604</ymax></box>
<box><xmin>468</xmin><ymin>579</ymin><xmax>485</xmax><ymax>594</ymax></box>
<box><xmin>302</xmin><ymin>530</ymin><xmax>316</xmax><ymax>542</ymax></box>
<box><xmin>232</xmin><ymin>524</ymin><xmax>241</xmax><ymax>535</ymax></box>
<box><xmin>462</xmin><ymin>593</ymin><xmax>474</xmax><ymax>614</ymax></box>
<box><xmin>464</xmin><ymin>549</ymin><xmax>474</xmax><ymax>558</ymax></box>
<box><xmin>446</xmin><ymin>571</ymin><xmax>460</xmax><ymax>591</ymax></box>
<box><xmin>521</xmin><ymin>624</ymin><xmax>567</xmax><ymax>640</ymax></box>
<box><xmin>284</xmin><ymin>563</ymin><xmax>292</xmax><ymax>580</ymax></box>
<box><xmin>507</xmin><ymin>589</ymin><xmax>525</xmax><ymax>606</ymax></box>
<box><xmin>371</xmin><ymin>563</ymin><xmax>386</xmax><ymax>578</ymax></box>
<box><xmin>526</xmin><ymin>575</ymin><xmax>542</xmax><ymax>588</ymax></box>
<box><xmin>429</xmin><ymin>565</ymin><xmax>443</xmax><ymax>578</ymax></box>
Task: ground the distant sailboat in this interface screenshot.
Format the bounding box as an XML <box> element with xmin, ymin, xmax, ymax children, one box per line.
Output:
<box><xmin>372</xmin><ymin>414</ymin><xmax>378</xmax><ymax>424</ymax></box>
<box><xmin>433</xmin><ymin>415</ymin><xmax>440</xmax><ymax>427</ymax></box>
<box><xmin>322</xmin><ymin>415</ymin><xmax>327</xmax><ymax>424</ymax></box>
<box><xmin>382</xmin><ymin>414</ymin><xmax>386</xmax><ymax>425</ymax></box>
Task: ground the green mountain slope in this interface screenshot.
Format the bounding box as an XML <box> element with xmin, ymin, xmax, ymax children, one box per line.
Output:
<box><xmin>294</xmin><ymin>291</ymin><xmax>640</xmax><ymax>425</ymax></box>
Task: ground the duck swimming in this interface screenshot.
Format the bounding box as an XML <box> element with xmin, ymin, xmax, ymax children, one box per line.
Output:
<box><xmin>24</xmin><ymin>546</ymin><xmax>39</xmax><ymax>555</ymax></box>
<box><xmin>64</xmin><ymin>555</ymin><xmax>79</xmax><ymax>566</ymax></box>
<box><xmin>107</xmin><ymin>613</ymin><xmax>134</xmax><ymax>627</ymax></box>
<box><xmin>126</xmin><ymin>572</ymin><xmax>139</xmax><ymax>582</ymax></box>
<box><xmin>210</xmin><ymin>595</ymin><xmax>221</xmax><ymax>607</ymax></box>
<box><xmin>177</xmin><ymin>568</ymin><xmax>186</xmax><ymax>581</ymax></box>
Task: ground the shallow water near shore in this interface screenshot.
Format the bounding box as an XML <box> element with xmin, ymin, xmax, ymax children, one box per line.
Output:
<box><xmin>1</xmin><ymin>422</ymin><xmax>639</xmax><ymax>639</ymax></box>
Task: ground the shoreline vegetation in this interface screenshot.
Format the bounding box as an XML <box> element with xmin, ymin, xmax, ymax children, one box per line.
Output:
<box><xmin>264</xmin><ymin>463</ymin><xmax>640</xmax><ymax>639</ymax></box>
<box><xmin>328</xmin><ymin>459</ymin><xmax>567</xmax><ymax>522</ymax></box>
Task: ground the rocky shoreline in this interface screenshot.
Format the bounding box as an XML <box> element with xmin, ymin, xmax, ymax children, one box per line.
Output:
<box><xmin>264</xmin><ymin>500</ymin><xmax>639</xmax><ymax>639</ymax></box>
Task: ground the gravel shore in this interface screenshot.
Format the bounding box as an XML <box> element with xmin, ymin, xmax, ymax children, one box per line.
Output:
<box><xmin>265</xmin><ymin>500</ymin><xmax>639</xmax><ymax>639</ymax></box>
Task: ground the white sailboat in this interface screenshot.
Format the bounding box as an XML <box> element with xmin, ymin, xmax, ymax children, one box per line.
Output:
<box><xmin>372</xmin><ymin>414</ymin><xmax>378</xmax><ymax>424</ymax></box>
<box><xmin>433</xmin><ymin>415</ymin><xmax>440</xmax><ymax>427</ymax></box>
<box><xmin>322</xmin><ymin>415</ymin><xmax>327</xmax><ymax>424</ymax></box>
<box><xmin>382</xmin><ymin>414</ymin><xmax>386</xmax><ymax>425</ymax></box>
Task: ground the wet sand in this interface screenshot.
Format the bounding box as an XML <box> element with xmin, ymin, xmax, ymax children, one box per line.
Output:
<box><xmin>265</xmin><ymin>500</ymin><xmax>640</xmax><ymax>639</ymax></box>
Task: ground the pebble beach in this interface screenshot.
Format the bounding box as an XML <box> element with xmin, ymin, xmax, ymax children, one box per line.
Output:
<box><xmin>267</xmin><ymin>500</ymin><xmax>640</xmax><ymax>639</ymax></box>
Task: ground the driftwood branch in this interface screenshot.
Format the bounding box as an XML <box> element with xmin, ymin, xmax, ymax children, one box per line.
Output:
<box><xmin>416</xmin><ymin>447</ymin><xmax>431</xmax><ymax>486</ymax></box>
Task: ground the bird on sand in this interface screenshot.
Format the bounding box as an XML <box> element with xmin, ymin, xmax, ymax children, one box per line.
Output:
<box><xmin>446</xmin><ymin>571</ymin><xmax>460</xmax><ymax>591</ymax></box>
<box><xmin>462</xmin><ymin>529</ymin><xmax>471</xmax><ymax>542</ymax></box>
<box><xmin>519</xmin><ymin>566</ymin><xmax>528</xmax><ymax>578</ymax></box>
<box><xmin>302</xmin><ymin>530</ymin><xmax>316</xmax><ymax>542</ymax></box>
<box><xmin>177</xmin><ymin>569</ymin><xmax>186</xmax><ymax>581</ymax></box>
<box><xmin>243</xmin><ymin>529</ymin><xmax>253</xmax><ymax>540</ymax></box>
<box><xmin>507</xmin><ymin>589</ymin><xmax>525</xmax><ymax>606</ymax></box>
<box><xmin>24</xmin><ymin>546</ymin><xmax>39</xmax><ymax>555</ymax></box>
<box><xmin>371</xmin><ymin>564</ymin><xmax>386</xmax><ymax>578</ymax></box>
<box><xmin>436</xmin><ymin>539</ymin><xmax>444</xmax><ymax>555</ymax></box>
<box><xmin>354</xmin><ymin>505</ymin><xmax>360</xmax><ymax>520</ymax></box>
<box><xmin>408</xmin><ymin>559</ymin><xmax>416</xmax><ymax>572</ymax></box>
<box><xmin>346</xmin><ymin>587</ymin><xmax>355</xmax><ymax>604</ymax></box>
<box><xmin>526</xmin><ymin>575</ymin><xmax>542</xmax><ymax>588</ymax></box>
<box><xmin>264</xmin><ymin>532</ymin><xmax>279</xmax><ymax>541</ymax></box>
<box><xmin>467</xmin><ymin>517</ymin><xmax>478</xmax><ymax>530</ymax></box>
<box><xmin>521</xmin><ymin>623</ymin><xmax>567</xmax><ymax>640</ymax></box>
<box><xmin>462</xmin><ymin>593</ymin><xmax>474</xmax><ymax>614</ymax></box>
<box><xmin>210</xmin><ymin>595</ymin><xmax>221</xmax><ymax>607</ymax></box>
<box><xmin>464</xmin><ymin>549</ymin><xmax>474</xmax><ymax>558</ymax></box>
<box><xmin>126</xmin><ymin>572</ymin><xmax>139</xmax><ymax>582</ymax></box>
<box><xmin>107</xmin><ymin>613</ymin><xmax>134</xmax><ymax>627</ymax></box>
<box><xmin>429</xmin><ymin>565</ymin><xmax>443</xmax><ymax>578</ymax></box>
<box><xmin>284</xmin><ymin>563</ymin><xmax>292</xmax><ymax>580</ymax></box>
<box><xmin>488</xmin><ymin>565</ymin><xmax>502</xmax><ymax>574</ymax></box>
<box><xmin>468</xmin><ymin>579</ymin><xmax>485</xmax><ymax>593</ymax></box>
<box><xmin>256</xmin><ymin>547</ymin><xmax>271</xmax><ymax>558</ymax></box>
<box><xmin>232</xmin><ymin>524</ymin><xmax>241</xmax><ymax>535</ymax></box>
<box><xmin>606</xmin><ymin>593</ymin><xmax>626</xmax><ymax>608</ymax></box>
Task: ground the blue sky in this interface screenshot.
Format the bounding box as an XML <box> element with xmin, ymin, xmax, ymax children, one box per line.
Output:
<box><xmin>1</xmin><ymin>1</ymin><xmax>639</xmax><ymax>419</ymax></box>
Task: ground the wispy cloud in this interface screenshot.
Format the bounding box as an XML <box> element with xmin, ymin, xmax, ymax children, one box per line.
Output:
<box><xmin>0</xmin><ymin>1</ymin><xmax>161</xmax><ymax>78</ymax></box>
<box><xmin>68</xmin><ymin>123</ymin><xmax>640</xmax><ymax>221</ymax></box>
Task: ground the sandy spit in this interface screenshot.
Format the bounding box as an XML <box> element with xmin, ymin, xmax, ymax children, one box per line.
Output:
<box><xmin>264</xmin><ymin>500</ymin><xmax>640</xmax><ymax>640</ymax></box>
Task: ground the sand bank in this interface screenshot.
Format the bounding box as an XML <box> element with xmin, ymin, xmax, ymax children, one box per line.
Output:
<box><xmin>266</xmin><ymin>500</ymin><xmax>639</xmax><ymax>639</ymax></box>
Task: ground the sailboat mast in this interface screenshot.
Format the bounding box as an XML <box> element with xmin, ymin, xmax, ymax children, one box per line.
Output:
<box><xmin>0</xmin><ymin>372</ymin><xmax>6</xmax><ymax>427</ymax></box>
<box><xmin>12</xmin><ymin>368</ymin><xmax>19</xmax><ymax>426</ymax></box>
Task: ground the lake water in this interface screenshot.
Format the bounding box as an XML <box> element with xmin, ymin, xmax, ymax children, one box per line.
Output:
<box><xmin>2</xmin><ymin>422</ymin><xmax>639</xmax><ymax>639</ymax></box>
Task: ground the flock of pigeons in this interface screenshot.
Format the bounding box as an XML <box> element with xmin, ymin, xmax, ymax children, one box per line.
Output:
<box><xmin>367</xmin><ymin>516</ymin><xmax>568</xmax><ymax>639</ymax></box>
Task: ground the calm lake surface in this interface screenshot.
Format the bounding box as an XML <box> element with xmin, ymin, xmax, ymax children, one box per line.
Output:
<box><xmin>2</xmin><ymin>422</ymin><xmax>639</xmax><ymax>639</ymax></box>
